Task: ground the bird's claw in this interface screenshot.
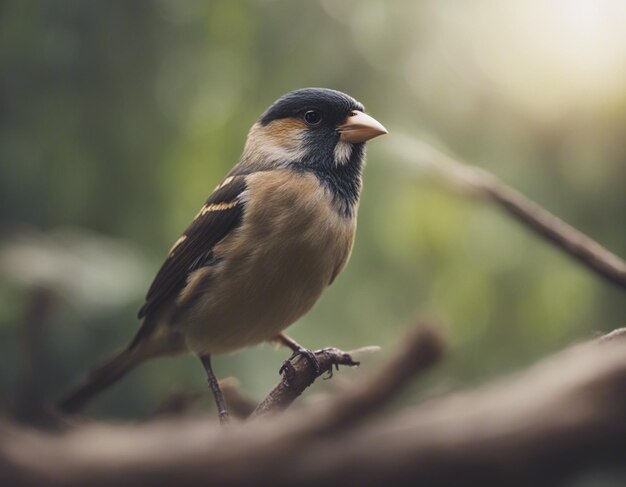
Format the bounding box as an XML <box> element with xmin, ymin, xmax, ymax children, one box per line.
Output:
<box><xmin>279</xmin><ymin>347</ymin><xmax>360</xmax><ymax>382</ymax></box>
<box><xmin>279</xmin><ymin>347</ymin><xmax>321</xmax><ymax>381</ymax></box>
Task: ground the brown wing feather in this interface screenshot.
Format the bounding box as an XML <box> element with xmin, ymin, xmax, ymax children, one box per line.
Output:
<box><xmin>137</xmin><ymin>176</ymin><xmax>247</xmax><ymax>322</ymax></box>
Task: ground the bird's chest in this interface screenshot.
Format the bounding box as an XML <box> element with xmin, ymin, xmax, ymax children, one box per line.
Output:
<box><xmin>225</xmin><ymin>190</ymin><xmax>355</xmax><ymax>310</ymax></box>
<box><xmin>228</xmin><ymin>172</ymin><xmax>356</xmax><ymax>291</ymax></box>
<box><xmin>184</xmin><ymin>174</ymin><xmax>356</xmax><ymax>353</ymax></box>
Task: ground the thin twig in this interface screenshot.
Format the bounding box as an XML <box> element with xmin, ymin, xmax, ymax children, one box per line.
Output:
<box><xmin>296</xmin><ymin>322</ymin><xmax>445</xmax><ymax>434</ymax></box>
<box><xmin>386</xmin><ymin>136</ymin><xmax>626</xmax><ymax>289</ymax></box>
<box><xmin>485</xmin><ymin>183</ymin><xmax>626</xmax><ymax>289</ymax></box>
<box><xmin>235</xmin><ymin>324</ymin><xmax>441</xmax><ymax>426</ymax></box>
<box><xmin>251</xmin><ymin>347</ymin><xmax>361</xmax><ymax>418</ymax></box>
<box><xmin>252</xmin><ymin>323</ymin><xmax>442</xmax><ymax>421</ymax></box>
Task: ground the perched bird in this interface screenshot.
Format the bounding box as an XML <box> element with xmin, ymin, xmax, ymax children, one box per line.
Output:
<box><xmin>58</xmin><ymin>88</ymin><xmax>387</xmax><ymax>422</ymax></box>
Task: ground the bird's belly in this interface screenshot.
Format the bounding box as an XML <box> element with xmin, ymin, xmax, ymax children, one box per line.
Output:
<box><xmin>181</xmin><ymin>230</ymin><xmax>343</xmax><ymax>355</ymax></box>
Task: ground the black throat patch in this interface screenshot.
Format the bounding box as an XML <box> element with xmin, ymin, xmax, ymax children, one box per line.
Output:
<box><xmin>297</xmin><ymin>142</ymin><xmax>365</xmax><ymax>218</ymax></box>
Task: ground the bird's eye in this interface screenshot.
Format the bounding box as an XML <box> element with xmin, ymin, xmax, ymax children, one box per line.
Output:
<box><xmin>303</xmin><ymin>110</ymin><xmax>322</xmax><ymax>126</ymax></box>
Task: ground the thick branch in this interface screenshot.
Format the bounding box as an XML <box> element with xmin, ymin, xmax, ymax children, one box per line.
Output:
<box><xmin>3</xmin><ymin>329</ymin><xmax>626</xmax><ymax>486</ymax></box>
<box><xmin>386</xmin><ymin>136</ymin><xmax>626</xmax><ymax>289</ymax></box>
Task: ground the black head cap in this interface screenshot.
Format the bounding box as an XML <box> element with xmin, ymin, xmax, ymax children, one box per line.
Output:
<box><xmin>260</xmin><ymin>88</ymin><xmax>365</xmax><ymax>126</ymax></box>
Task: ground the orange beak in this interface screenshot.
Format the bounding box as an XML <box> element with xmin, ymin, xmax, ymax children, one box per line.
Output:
<box><xmin>338</xmin><ymin>110</ymin><xmax>388</xmax><ymax>143</ymax></box>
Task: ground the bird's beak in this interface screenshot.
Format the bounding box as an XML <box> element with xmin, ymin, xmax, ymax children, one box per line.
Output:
<box><xmin>338</xmin><ymin>110</ymin><xmax>388</xmax><ymax>143</ymax></box>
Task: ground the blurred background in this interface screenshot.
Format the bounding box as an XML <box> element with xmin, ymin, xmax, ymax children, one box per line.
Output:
<box><xmin>0</xmin><ymin>0</ymin><xmax>624</xmax><ymax>426</ymax></box>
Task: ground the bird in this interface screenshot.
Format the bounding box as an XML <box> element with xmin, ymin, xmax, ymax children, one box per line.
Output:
<box><xmin>58</xmin><ymin>88</ymin><xmax>387</xmax><ymax>423</ymax></box>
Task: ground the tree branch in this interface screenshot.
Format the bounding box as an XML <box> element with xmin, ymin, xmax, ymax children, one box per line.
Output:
<box><xmin>251</xmin><ymin>347</ymin><xmax>361</xmax><ymax>418</ymax></box>
<box><xmin>485</xmin><ymin>183</ymin><xmax>626</xmax><ymax>289</ymax></box>
<box><xmin>251</xmin><ymin>322</ymin><xmax>443</xmax><ymax>421</ymax></box>
<box><xmin>386</xmin><ymin>136</ymin><xmax>626</xmax><ymax>289</ymax></box>
<box><xmin>285</xmin><ymin>323</ymin><xmax>445</xmax><ymax>434</ymax></box>
<box><xmin>3</xmin><ymin>327</ymin><xmax>626</xmax><ymax>486</ymax></box>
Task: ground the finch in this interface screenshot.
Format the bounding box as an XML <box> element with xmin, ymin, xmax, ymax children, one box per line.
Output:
<box><xmin>58</xmin><ymin>88</ymin><xmax>387</xmax><ymax>422</ymax></box>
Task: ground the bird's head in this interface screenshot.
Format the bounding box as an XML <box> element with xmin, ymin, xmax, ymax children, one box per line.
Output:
<box><xmin>239</xmin><ymin>88</ymin><xmax>387</xmax><ymax>173</ymax></box>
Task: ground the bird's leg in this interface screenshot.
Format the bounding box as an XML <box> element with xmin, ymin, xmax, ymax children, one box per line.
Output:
<box><xmin>199</xmin><ymin>355</ymin><xmax>229</xmax><ymax>425</ymax></box>
<box><xmin>275</xmin><ymin>333</ymin><xmax>321</xmax><ymax>379</ymax></box>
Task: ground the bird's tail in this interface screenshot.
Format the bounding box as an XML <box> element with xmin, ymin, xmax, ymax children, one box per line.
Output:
<box><xmin>57</xmin><ymin>347</ymin><xmax>144</xmax><ymax>414</ymax></box>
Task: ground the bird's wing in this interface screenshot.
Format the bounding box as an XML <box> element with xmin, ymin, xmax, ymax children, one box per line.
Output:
<box><xmin>137</xmin><ymin>176</ymin><xmax>247</xmax><ymax>321</ymax></box>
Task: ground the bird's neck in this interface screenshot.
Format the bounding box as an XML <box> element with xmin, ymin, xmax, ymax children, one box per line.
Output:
<box><xmin>305</xmin><ymin>144</ymin><xmax>365</xmax><ymax>219</ymax></box>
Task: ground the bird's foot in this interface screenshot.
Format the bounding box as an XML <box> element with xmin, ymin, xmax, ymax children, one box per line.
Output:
<box><xmin>279</xmin><ymin>347</ymin><xmax>321</xmax><ymax>382</ymax></box>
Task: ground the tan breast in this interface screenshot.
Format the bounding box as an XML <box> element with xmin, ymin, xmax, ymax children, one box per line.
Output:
<box><xmin>180</xmin><ymin>170</ymin><xmax>356</xmax><ymax>355</ymax></box>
